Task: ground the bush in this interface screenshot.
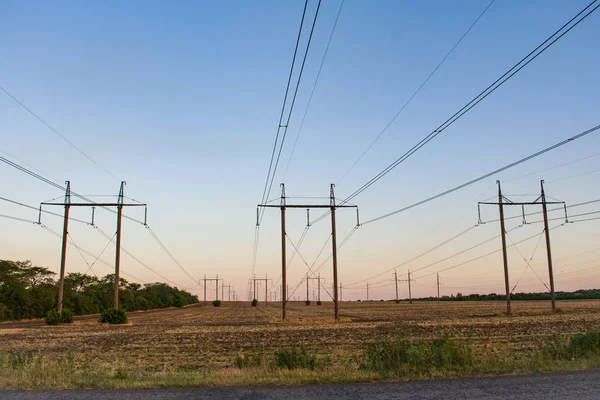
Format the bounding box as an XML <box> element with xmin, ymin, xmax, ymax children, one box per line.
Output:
<box><xmin>99</xmin><ymin>307</ymin><xmax>128</xmax><ymax>324</ymax></box>
<box><xmin>305</xmin><ymin>300</ymin><xmax>311</xmax><ymax>306</ymax></box>
<box><xmin>273</xmin><ymin>347</ymin><xmax>316</xmax><ymax>370</ymax></box>
<box><xmin>317</xmin><ymin>301</ymin><xmax>322</xmax><ymax>306</ymax></box>
<box><xmin>44</xmin><ymin>309</ymin><xmax>61</xmax><ymax>325</ymax></box>
<box><xmin>212</xmin><ymin>300</ymin><xmax>222</xmax><ymax>307</ymax></box>
<box><xmin>251</xmin><ymin>299</ymin><xmax>258</xmax><ymax>307</ymax></box>
<box><xmin>60</xmin><ymin>308</ymin><xmax>74</xmax><ymax>324</ymax></box>
<box><xmin>567</xmin><ymin>331</ymin><xmax>600</xmax><ymax>357</ymax></box>
<box><xmin>235</xmin><ymin>352</ymin><xmax>263</xmax><ymax>368</ymax></box>
<box><xmin>362</xmin><ymin>336</ymin><xmax>473</xmax><ymax>374</ymax></box>
<box><xmin>395</xmin><ymin>300</ymin><xmax>400</xmax><ymax>304</ymax></box>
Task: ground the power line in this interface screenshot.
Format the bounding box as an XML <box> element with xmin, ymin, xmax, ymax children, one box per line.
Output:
<box><xmin>283</xmin><ymin>0</ymin><xmax>345</xmax><ymax>180</ymax></box>
<box><xmin>359</xmin><ymin>123</ymin><xmax>600</xmax><ymax>225</ymax></box>
<box><xmin>259</xmin><ymin>0</ymin><xmax>310</xmax><ymax>207</ymax></box>
<box><xmin>337</xmin><ymin>0</ymin><xmax>496</xmax><ymax>183</ymax></box>
<box><xmin>0</xmin><ymin>155</ymin><xmax>145</xmax><ymax>225</ymax></box>
<box><xmin>339</xmin><ymin>1</ymin><xmax>599</xmax><ymax>205</ymax></box>
<box><xmin>261</xmin><ymin>0</ymin><xmax>323</xmax><ymax>216</ymax></box>
<box><xmin>0</xmin><ymin>85</ymin><xmax>119</xmax><ymax>181</ymax></box>
<box><xmin>146</xmin><ymin>225</ymin><xmax>198</xmax><ymax>283</ymax></box>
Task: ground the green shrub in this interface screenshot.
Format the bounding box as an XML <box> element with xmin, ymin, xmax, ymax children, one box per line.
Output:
<box><xmin>212</xmin><ymin>300</ymin><xmax>222</xmax><ymax>307</ymax></box>
<box><xmin>99</xmin><ymin>307</ymin><xmax>127</xmax><ymax>324</ymax></box>
<box><xmin>251</xmin><ymin>299</ymin><xmax>258</xmax><ymax>307</ymax></box>
<box><xmin>395</xmin><ymin>300</ymin><xmax>400</xmax><ymax>304</ymax></box>
<box><xmin>60</xmin><ymin>308</ymin><xmax>74</xmax><ymax>324</ymax></box>
<box><xmin>235</xmin><ymin>352</ymin><xmax>263</xmax><ymax>368</ymax></box>
<box><xmin>44</xmin><ymin>309</ymin><xmax>61</xmax><ymax>326</ymax></box>
<box><xmin>567</xmin><ymin>331</ymin><xmax>600</xmax><ymax>357</ymax></box>
<box><xmin>317</xmin><ymin>301</ymin><xmax>322</xmax><ymax>306</ymax></box>
<box><xmin>362</xmin><ymin>336</ymin><xmax>473</xmax><ymax>374</ymax></box>
<box><xmin>305</xmin><ymin>300</ymin><xmax>311</xmax><ymax>306</ymax></box>
<box><xmin>273</xmin><ymin>347</ymin><xmax>316</xmax><ymax>370</ymax></box>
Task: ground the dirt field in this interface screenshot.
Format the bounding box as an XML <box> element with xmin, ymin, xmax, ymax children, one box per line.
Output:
<box><xmin>2</xmin><ymin>300</ymin><xmax>600</xmax><ymax>375</ymax></box>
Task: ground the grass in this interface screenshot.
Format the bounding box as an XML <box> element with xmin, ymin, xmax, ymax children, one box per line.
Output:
<box><xmin>2</xmin><ymin>332</ymin><xmax>600</xmax><ymax>389</ymax></box>
<box><xmin>3</xmin><ymin>301</ymin><xmax>600</xmax><ymax>389</ymax></box>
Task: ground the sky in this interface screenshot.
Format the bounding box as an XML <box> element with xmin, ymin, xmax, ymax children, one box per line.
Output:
<box><xmin>1</xmin><ymin>0</ymin><xmax>599</xmax><ymax>302</ymax></box>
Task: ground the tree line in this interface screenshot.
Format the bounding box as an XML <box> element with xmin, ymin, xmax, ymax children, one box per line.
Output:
<box><xmin>0</xmin><ymin>259</ymin><xmax>198</xmax><ymax>321</ymax></box>
<box><xmin>405</xmin><ymin>289</ymin><xmax>600</xmax><ymax>302</ymax></box>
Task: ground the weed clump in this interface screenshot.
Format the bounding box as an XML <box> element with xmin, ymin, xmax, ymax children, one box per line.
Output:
<box><xmin>317</xmin><ymin>301</ymin><xmax>322</xmax><ymax>306</ymax></box>
<box><xmin>212</xmin><ymin>300</ymin><xmax>222</xmax><ymax>307</ymax></box>
<box><xmin>235</xmin><ymin>352</ymin><xmax>263</xmax><ymax>369</ymax></box>
<box><xmin>60</xmin><ymin>308</ymin><xmax>74</xmax><ymax>324</ymax></box>
<box><xmin>44</xmin><ymin>310</ymin><xmax>61</xmax><ymax>326</ymax></box>
<box><xmin>99</xmin><ymin>307</ymin><xmax>127</xmax><ymax>324</ymax></box>
<box><xmin>251</xmin><ymin>299</ymin><xmax>258</xmax><ymax>307</ymax></box>
<box><xmin>305</xmin><ymin>300</ymin><xmax>311</xmax><ymax>306</ymax></box>
<box><xmin>362</xmin><ymin>335</ymin><xmax>473</xmax><ymax>375</ymax></box>
<box><xmin>273</xmin><ymin>347</ymin><xmax>316</xmax><ymax>370</ymax></box>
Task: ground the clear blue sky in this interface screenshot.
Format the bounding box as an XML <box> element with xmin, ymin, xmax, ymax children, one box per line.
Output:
<box><xmin>1</xmin><ymin>0</ymin><xmax>599</xmax><ymax>301</ymax></box>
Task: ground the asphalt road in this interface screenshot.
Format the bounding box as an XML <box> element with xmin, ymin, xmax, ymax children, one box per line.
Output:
<box><xmin>3</xmin><ymin>370</ymin><xmax>600</xmax><ymax>399</ymax></box>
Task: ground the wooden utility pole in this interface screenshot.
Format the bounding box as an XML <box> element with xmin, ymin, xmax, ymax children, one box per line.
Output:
<box><xmin>57</xmin><ymin>181</ymin><xmax>71</xmax><ymax>314</ymax></box>
<box><xmin>249</xmin><ymin>276</ymin><xmax>271</xmax><ymax>304</ymax></box>
<box><xmin>280</xmin><ymin>184</ymin><xmax>287</xmax><ymax>318</ymax></box>
<box><xmin>41</xmin><ymin>181</ymin><xmax>146</xmax><ymax>312</ymax></box>
<box><xmin>478</xmin><ymin>180</ymin><xmax>566</xmax><ymax>313</ymax></box>
<box><xmin>540</xmin><ymin>180</ymin><xmax>556</xmax><ymax>311</ymax></box>
<box><xmin>257</xmin><ymin>184</ymin><xmax>358</xmax><ymax>321</ymax></box>
<box><xmin>114</xmin><ymin>181</ymin><xmax>124</xmax><ymax>308</ymax></box>
<box><xmin>200</xmin><ymin>276</ymin><xmax>223</xmax><ymax>302</ymax></box>
<box><xmin>203</xmin><ymin>275</ymin><xmax>207</xmax><ymax>305</ymax></box>
<box><xmin>437</xmin><ymin>273</ymin><xmax>440</xmax><ymax>303</ymax></box>
<box><xmin>394</xmin><ymin>270</ymin><xmax>399</xmax><ymax>302</ymax></box>
<box><xmin>330</xmin><ymin>184</ymin><xmax>340</xmax><ymax>319</ymax></box>
<box><xmin>366</xmin><ymin>282</ymin><xmax>369</xmax><ymax>301</ymax></box>
<box><xmin>497</xmin><ymin>181</ymin><xmax>511</xmax><ymax>314</ymax></box>
<box><xmin>408</xmin><ymin>270</ymin><xmax>412</xmax><ymax>304</ymax></box>
<box><xmin>340</xmin><ymin>282</ymin><xmax>342</xmax><ymax>302</ymax></box>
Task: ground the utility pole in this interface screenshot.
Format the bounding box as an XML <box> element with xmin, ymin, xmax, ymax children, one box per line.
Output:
<box><xmin>437</xmin><ymin>273</ymin><xmax>440</xmax><ymax>303</ymax></box>
<box><xmin>281</xmin><ymin>184</ymin><xmax>287</xmax><ymax>318</ymax></box>
<box><xmin>408</xmin><ymin>270</ymin><xmax>412</xmax><ymax>304</ymax></box>
<box><xmin>304</xmin><ymin>274</ymin><xmax>320</xmax><ymax>303</ymax></box>
<box><xmin>257</xmin><ymin>184</ymin><xmax>359</xmax><ymax>320</ymax></box>
<box><xmin>340</xmin><ymin>282</ymin><xmax>342</xmax><ymax>302</ymax></box>
<box><xmin>114</xmin><ymin>182</ymin><xmax>124</xmax><ymax>308</ymax></box>
<box><xmin>366</xmin><ymin>282</ymin><xmax>369</xmax><ymax>301</ymax></box>
<box><xmin>541</xmin><ymin>180</ymin><xmax>556</xmax><ymax>311</ymax></box>
<box><xmin>249</xmin><ymin>276</ymin><xmax>271</xmax><ymax>304</ymax></box>
<box><xmin>200</xmin><ymin>276</ymin><xmax>223</xmax><ymax>302</ymax></box>
<box><xmin>57</xmin><ymin>181</ymin><xmax>71</xmax><ymax>314</ymax></box>
<box><xmin>41</xmin><ymin>181</ymin><xmax>146</xmax><ymax>312</ymax></box>
<box><xmin>478</xmin><ymin>180</ymin><xmax>566</xmax><ymax>313</ymax></box>
<box><xmin>394</xmin><ymin>270</ymin><xmax>399</xmax><ymax>302</ymax></box>
<box><xmin>221</xmin><ymin>284</ymin><xmax>231</xmax><ymax>302</ymax></box>
<box><xmin>498</xmin><ymin>181</ymin><xmax>511</xmax><ymax>314</ymax></box>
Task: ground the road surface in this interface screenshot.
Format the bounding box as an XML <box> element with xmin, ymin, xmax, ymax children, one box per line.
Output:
<box><xmin>2</xmin><ymin>370</ymin><xmax>600</xmax><ymax>399</ymax></box>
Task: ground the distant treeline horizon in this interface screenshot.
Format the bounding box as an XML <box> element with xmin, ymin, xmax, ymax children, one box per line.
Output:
<box><xmin>352</xmin><ymin>289</ymin><xmax>600</xmax><ymax>302</ymax></box>
<box><xmin>0</xmin><ymin>259</ymin><xmax>198</xmax><ymax>321</ymax></box>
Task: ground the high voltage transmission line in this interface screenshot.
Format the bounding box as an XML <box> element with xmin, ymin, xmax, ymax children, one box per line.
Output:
<box><xmin>337</xmin><ymin>0</ymin><xmax>496</xmax><ymax>184</ymax></box>
<box><xmin>282</xmin><ymin>0</ymin><xmax>345</xmax><ymax>180</ymax></box>
<box><xmin>0</xmin><ymin>157</ymin><xmax>199</xmax><ymax>290</ymax></box>
<box><xmin>335</xmin><ymin>0</ymin><xmax>599</xmax><ymax>206</ymax></box>
<box><xmin>309</xmin><ymin>123</ymin><xmax>600</xmax><ymax>227</ymax></box>
<box><xmin>253</xmin><ymin>0</ymin><xmax>323</xmax><ymax>279</ymax></box>
<box><xmin>0</xmin><ymin>85</ymin><xmax>119</xmax><ymax>181</ymax></box>
<box><xmin>344</xmin><ymin>199</ymin><xmax>599</xmax><ymax>290</ymax></box>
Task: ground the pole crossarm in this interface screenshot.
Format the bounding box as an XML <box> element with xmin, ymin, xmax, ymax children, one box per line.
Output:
<box><xmin>42</xmin><ymin>202</ymin><xmax>147</xmax><ymax>207</ymax></box>
<box><xmin>258</xmin><ymin>204</ymin><xmax>357</xmax><ymax>209</ymax></box>
<box><xmin>478</xmin><ymin>201</ymin><xmax>564</xmax><ymax>206</ymax></box>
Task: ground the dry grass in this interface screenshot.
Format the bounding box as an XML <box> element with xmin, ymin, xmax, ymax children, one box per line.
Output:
<box><xmin>2</xmin><ymin>300</ymin><xmax>600</xmax><ymax>389</ymax></box>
